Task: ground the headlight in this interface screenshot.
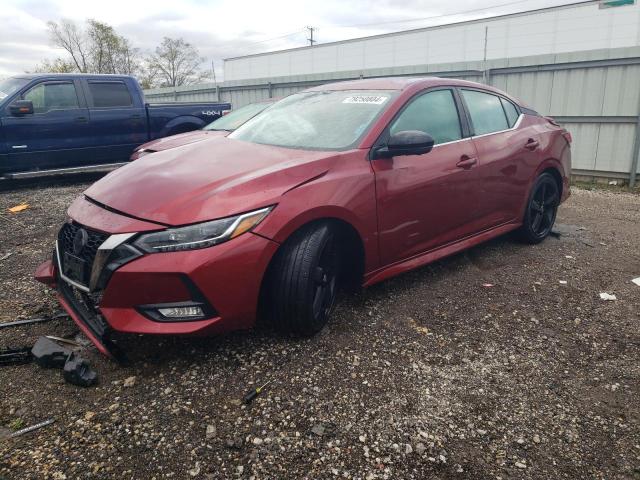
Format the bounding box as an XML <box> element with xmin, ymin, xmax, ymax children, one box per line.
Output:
<box><xmin>131</xmin><ymin>148</ymin><xmax>155</xmax><ymax>160</ymax></box>
<box><xmin>133</xmin><ymin>207</ymin><xmax>273</xmax><ymax>253</ymax></box>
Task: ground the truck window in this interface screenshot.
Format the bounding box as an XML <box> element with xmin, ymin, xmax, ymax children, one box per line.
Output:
<box><xmin>88</xmin><ymin>82</ymin><xmax>133</xmax><ymax>108</ymax></box>
<box><xmin>23</xmin><ymin>82</ymin><xmax>79</xmax><ymax>114</ymax></box>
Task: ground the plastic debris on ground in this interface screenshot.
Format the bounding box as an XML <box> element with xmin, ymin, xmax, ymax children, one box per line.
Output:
<box><xmin>9</xmin><ymin>418</ymin><xmax>55</xmax><ymax>438</ymax></box>
<box><xmin>559</xmin><ymin>280</ymin><xmax>568</xmax><ymax>285</ymax></box>
<box><xmin>0</xmin><ymin>312</ymin><xmax>68</xmax><ymax>330</ymax></box>
<box><xmin>632</xmin><ymin>277</ymin><xmax>640</xmax><ymax>287</ymax></box>
<box><xmin>482</xmin><ymin>283</ymin><xmax>494</xmax><ymax>288</ymax></box>
<box><xmin>0</xmin><ymin>347</ymin><xmax>33</xmax><ymax>366</ymax></box>
<box><xmin>8</xmin><ymin>203</ymin><xmax>29</xmax><ymax>213</ymax></box>
<box><xmin>63</xmin><ymin>353</ymin><xmax>98</xmax><ymax>387</ymax></box>
<box><xmin>31</xmin><ymin>337</ymin><xmax>71</xmax><ymax>369</ymax></box>
<box><xmin>31</xmin><ymin>336</ymin><xmax>98</xmax><ymax>387</ymax></box>
<box><xmin>599</xmin><ymin>292</ymin><xmax>617</xmax><ymax>301</ymax></box>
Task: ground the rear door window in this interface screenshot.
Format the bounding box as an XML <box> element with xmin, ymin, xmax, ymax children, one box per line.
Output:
<box><xmin>390</xmin><ymin>89</ymin><xmax>462</xmax><ymax>145</ymax></box>
<box><xmin>23</xmin><ymin>82</ymin><xmax>79</xmax><ymax>114</ymax></box>
<box><xmin>461</xmin><ymin>89</ymin><xmax>509</xmax><ymax>136</ymax></box>
<box><xmin>88</xmin><ymin>81</ymin><xmax>133</xmax><ymax>108</ymax></box>
<box><xmin>500</xmin><ymin>97</ymin><xmax>520</xmax><ymax>127</ymax></box>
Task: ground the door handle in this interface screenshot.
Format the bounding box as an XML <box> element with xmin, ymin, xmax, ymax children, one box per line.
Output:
<box><xmin>524</xmin><ymin>139</ymin><xmax>539</xmax><ymax>150</ymax></box>
<box><xmin>131</xmin><ymin>114</ymin><xmax>142</xmax><ymax>119</ymax></box>
<box><xmin>75</xmin><ymin>116</ymin><xmax>88</xmax><ymax>123</ymax></box>
<box><xmin>456</xmin><ymin>155</ymin><xmax>477</xmax><ymax>169</ymax></box>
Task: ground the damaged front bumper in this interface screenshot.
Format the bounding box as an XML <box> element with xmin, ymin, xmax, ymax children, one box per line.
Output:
<box><xmin>36</xmin><ymin>257</ymin><xmax>127</xmax><ymax>362</ymax></box>
<box><xmin>35</xmin><ymin>204</ymin><xmax>279</xmax><ymax>361</ymax></box>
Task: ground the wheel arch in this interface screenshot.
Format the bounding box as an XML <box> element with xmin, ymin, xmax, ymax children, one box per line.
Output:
<box><xmin>161</xmin><ymin>116</ymin><xmax>206</xmax><ymax>137</ymax></box>
<box><xmin>256</xmin><ymin>215</ymin><xmax>366</xmax><ymax>322</ymax></box>
<box><xmin>540</xmin><ymin>164</ymin><xmax>563</xmax><ymax>197</ymax></box>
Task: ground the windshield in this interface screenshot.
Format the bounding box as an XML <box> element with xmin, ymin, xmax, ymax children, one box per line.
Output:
<box><xmin>204</xmin><ymin>102</ymin><xmax>271</xmax><ymax>131</ymax></box>
<box><xmin>0</xmin><ymin>77</ymin><xmax>28</xmax><ymax>101</ymax></box>
<box><xmin>229</xmin><ymin>90</ymin><xmax>397</xmax><ymax>150</ymax></box>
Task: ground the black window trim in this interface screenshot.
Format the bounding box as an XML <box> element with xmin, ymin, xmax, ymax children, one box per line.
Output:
<box><xmin>456</xmin><ymin>87</ymin><xmax>524</xmax><ymax>138</ymax></box>
<box><xmin>370</xmin><ymin>85</ymin><xmax>472</xmax><ymax>159</ymax></box>
<box><xmin>20</xmin><ymin>80</ymin><xmax>82</xmax><ymax>115</ymax></box>
<box><xmin>85</xmin><ymin>80</ymin><xmax>134</xmax><ymax>109</ymax></box>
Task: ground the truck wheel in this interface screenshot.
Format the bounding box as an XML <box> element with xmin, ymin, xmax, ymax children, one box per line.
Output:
<box><xmin>267</xmin><ymin>222</ymin><xmax>341</xmax><ymax>336</ymax></box>
<box><xmin>517</xmin><ymin>172</ymin><xmax>560</xmax><ymax>244</ymax></box>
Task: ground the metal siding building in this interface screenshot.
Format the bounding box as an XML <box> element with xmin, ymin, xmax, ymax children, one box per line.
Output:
<box><xmin>144</xmin><ymin>1</ymin><xmax>640</xmax><ymax>184</ymax></box>
<box><xmin>223</xmin><ymin>1</ymin><xmax>640</xmax><ymax>81</ymax></box>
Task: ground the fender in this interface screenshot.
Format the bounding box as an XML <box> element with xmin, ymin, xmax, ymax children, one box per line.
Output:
<box><xmin>257</xmin><ymin>203</ymin><xmax>378</xmax><ymax>274</ymax></box>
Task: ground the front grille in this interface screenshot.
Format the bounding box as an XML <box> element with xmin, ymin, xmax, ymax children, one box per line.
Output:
<box><xmin>58</xmin><ymin>222</ymin><xmax>108</xmax><ymax>286</ymax></box>
<box><xmin>58</xmin><ymin>222</ymin><xmax>108</xmax><ymax>265</ymax></box>
<box><xmin>59</xmin><ymin>280</ymin><xmax>108</xmax><ymax>337</ymax></box>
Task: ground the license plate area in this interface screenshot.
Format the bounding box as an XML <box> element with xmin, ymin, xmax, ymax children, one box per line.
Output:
<box><xmin>62</xmin><ymin>252</ymin><xmax>88</xmax><ymax>285</ymax></box>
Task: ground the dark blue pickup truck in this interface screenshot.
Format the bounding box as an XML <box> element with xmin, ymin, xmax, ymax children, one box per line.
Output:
<box><xmin>0</xmin><ymin>74</ymin><xmax>230</xmax><ymax>178</ymax></box>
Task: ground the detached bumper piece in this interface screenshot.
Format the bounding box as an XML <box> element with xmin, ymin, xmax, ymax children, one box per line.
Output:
<box><xmin>31</xmin><ymin>336</ymin><xmax>98</xmax><ymax>387</ymax></box>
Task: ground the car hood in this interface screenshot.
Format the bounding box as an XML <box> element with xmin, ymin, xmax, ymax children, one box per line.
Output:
<box><xmin>85</xmin><ymin>136</ymin><xmax>336</xmax><ymax>226</ymax></box>
<box><xmin>137</xmin><ymin>130</ymin><xmax>226</xmax><ymax>152</ymax></box>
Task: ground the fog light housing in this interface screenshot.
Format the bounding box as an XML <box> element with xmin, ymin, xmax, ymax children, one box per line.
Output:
<box><xmin>158</xmin><ymin>306</ymin><xmax>203</xmax><ymax>318</ymax></box>
<box><xmin>137</xmin><ymin>300</ymin><xmax>216</xmax><ymax>322</ymax></box>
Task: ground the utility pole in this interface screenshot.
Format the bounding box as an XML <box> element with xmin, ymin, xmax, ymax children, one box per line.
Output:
<box><xmin>211</xmin><ymin>60</ymin><xmax>217</xmax><ymax>86</ymax></box>
<box><xmin>306</xmin><ymin>26</ymin><xmax>316</xmax><ymax>46</ymax></box>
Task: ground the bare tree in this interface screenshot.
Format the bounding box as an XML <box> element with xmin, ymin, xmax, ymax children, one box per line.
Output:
<box><xmin>47</xmin><ymin>19</ymin><xmax>89</xmax><ymax>72</ymax></box>
<box><xmin>43</xmin><ymin>19</ymin><xmax>140</xmax><ymax>75</ymax></box>
<box><xmin>146</xmin><ymin>37</ymin><xmax>208</xmax><ymax>87</ymax></box>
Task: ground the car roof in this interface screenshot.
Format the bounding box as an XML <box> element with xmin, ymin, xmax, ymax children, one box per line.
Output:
<box><xmin>305</xmin><ymin>76</ymin><xmax>524</xmax><ymax>106</ymax></box>
<box><xmin>11</xmin><ymin>73</ymin><xmax>135</xmax><ymax>81</ymax></box>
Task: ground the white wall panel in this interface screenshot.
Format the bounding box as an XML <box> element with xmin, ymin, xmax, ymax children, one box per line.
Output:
<box><xmin>225</xmin><ymin>1</ymin><xmax>640</xmax><ymax>82</ymax></box>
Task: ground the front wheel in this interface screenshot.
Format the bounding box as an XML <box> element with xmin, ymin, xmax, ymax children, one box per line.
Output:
<box><xmin>517</xmin><ymin>173</ymin><xmax>560</xmax><ymax>244</ymax></box>
<box><xmin>266</xmin><ymin>222</ymin><xmax>341</xmax><ymax>336</ymax></box>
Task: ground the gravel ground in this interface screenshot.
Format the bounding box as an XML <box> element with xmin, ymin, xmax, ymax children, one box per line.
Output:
<box><xmin>0</xmin><ymin>180</ymin><xmax>639</xmax><ymax>479</ymax></box>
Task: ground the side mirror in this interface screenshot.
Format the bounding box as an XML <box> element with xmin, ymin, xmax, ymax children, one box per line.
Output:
<box><xmin>374</xmin><ymin>130</ymin><xmax>434</xmax><ymax>159</ymax></box>
<box><xmin>9</xmin><ymin>100</ymin><xmax>34</xmax><ymax>116</ymax></box>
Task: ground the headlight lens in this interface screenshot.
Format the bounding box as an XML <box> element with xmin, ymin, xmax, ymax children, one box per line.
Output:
<box><xmin>133</xmin><ymin>207</ymin><xmax>272</xmax><ymax>253</ymax></box>
<box><xmin>131</xmin><ymin>149</ymin><xmax>154</xmax><ymax>160</ymax></box>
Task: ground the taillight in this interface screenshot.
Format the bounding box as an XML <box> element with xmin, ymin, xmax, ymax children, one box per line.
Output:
<box><xmin>562</xmin><ymin>131</ymin><xmax>572</xmax><ymax>144</ymax></box>
<box><xmin>222</xmin><ymin>109</ymin><xmax>231</xmax><ymax>116</ymax></box>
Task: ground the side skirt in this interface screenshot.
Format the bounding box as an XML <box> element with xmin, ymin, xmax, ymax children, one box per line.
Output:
<box><xmin>363</xmin><ymin>222</ymin><xmax>521</xmax><ymax>287</ymax></box>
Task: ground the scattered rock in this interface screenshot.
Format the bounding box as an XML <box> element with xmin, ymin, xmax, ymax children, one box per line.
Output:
<box><xmin>123</xmin><ymin>376</ymin><xmax>136</xmax><ymax>387</ymax></box>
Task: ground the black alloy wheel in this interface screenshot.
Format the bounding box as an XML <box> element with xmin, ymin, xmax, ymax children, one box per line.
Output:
<box><xmin>518</xmin><ymin>172</ymin><xmax>560</xmax><ymax>244</ymax></box>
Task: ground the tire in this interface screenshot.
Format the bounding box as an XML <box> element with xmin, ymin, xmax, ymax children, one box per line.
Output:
<box><xmin>266</xmin><ymin>222</ymin><xmax>341</xmax><ymax>336</ymax></box>
<box><xmin>517</xmin><ymin>172</ymin><xmax>560</xmax><ymax>244</ymax></box>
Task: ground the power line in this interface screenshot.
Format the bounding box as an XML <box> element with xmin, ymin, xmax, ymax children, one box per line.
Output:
<box><xmin>326</xmin><ymin>0</ymin><xmax>590</xmax><ymax>29</ymax></box>
<box><xmin>242</xmin><ymin>29</ymin><xmax>305</xmax><ymax>47</ymax></box>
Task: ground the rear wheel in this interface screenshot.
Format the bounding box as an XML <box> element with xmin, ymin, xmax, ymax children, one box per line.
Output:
<box><xmin>517</xmin><ymin>172</ymin><xmax>560</xmax><ymax>244</ymax></box>
<box><xmin>266</xmin><ymin>222</ymin><xmax>341</xmax><ymax>336</ymax></box>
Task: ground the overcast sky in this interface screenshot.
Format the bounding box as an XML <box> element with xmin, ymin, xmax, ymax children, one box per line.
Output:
<box><xmin>0</xmin><ymin>0</ymin><xmax>587</xmax><ymax>78</ymax></box>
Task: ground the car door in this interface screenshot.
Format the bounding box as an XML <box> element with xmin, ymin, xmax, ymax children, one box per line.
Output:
<box><xmin>459</xmin><ymin>88</ymin><xmax>541</xmax><ymax>228</ymax></box>
<box><xmin>4</xmin><ymin>79</ymin><xmax>91</xmax><ymax>172</ymax></box>
<box><xmin>371</xmin><ymin>88</ymin><xmax>483</xmax><ymax>266</ymax></box>
<box><xmin>84</xmin><ymin>79</ymin><xmax>147</xmax><ymax>163</ymax></box>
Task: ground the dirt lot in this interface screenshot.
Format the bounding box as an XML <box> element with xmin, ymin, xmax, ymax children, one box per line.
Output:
<box><xmin>0</xmin><ymin>180</ymin><xmax>638</xmax><ymax>479</ymax></box>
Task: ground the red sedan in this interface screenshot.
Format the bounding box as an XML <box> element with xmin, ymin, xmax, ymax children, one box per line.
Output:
<box><xmin>36</xmin><ymin>77</ymin><xmax>571</xmax><ymax>360</ymax></box>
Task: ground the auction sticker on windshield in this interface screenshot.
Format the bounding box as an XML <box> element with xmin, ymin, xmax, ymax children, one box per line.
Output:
<box><xmin>342</xmin><ymin>95</ymin><xmax>388</xmax><ymax>105</ymax></box>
